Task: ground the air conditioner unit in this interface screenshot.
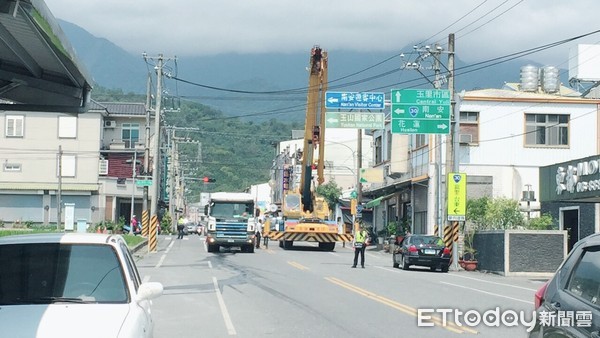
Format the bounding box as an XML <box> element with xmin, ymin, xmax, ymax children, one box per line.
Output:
<box><xmin>104</xmin><ymin>120</ymin><xmax>116</xmax><ymax>128</ymax></box>
<box><xmin>459</xmin><ymin>134</ymin><xmax>473</xmax><ymax>144</ymax></box>
<box><xmin>99</xmin><ymin>159</ymin><xmax>109</xmax><ymax>175</ymax></box>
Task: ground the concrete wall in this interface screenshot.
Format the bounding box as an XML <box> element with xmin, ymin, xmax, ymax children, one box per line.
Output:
<box><xmin>473</xmin><ymin>230</ymin><xmax>567</xmax><ymax>277</ymax></box>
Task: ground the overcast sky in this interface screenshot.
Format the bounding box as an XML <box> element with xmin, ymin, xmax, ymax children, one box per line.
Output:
<box><xmin>44</xmin><ymin>0</ymin><xmax>600</xmax><ymax>66</ymax></box>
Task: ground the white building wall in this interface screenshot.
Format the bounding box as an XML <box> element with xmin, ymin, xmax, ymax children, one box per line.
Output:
<box><xmin>1</xmin><ymin>111</ymin><xmax>101</xmax><ymax>184</ymax></box>
<box><xmin>279</xmin><ymin>129</ymin><xmax>373</xmax><ymax>191</ymax></box>
<box><xmin>458</xmin><ymin>98</ymin><xmax>598</xmax><ymax>201</ymax></box>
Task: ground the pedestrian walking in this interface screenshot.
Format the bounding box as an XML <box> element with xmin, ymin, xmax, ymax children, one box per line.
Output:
<box><xmin>255</xmin><ymin>219</ymin><xmax>262</xmax><ymax>249</ymax></box>
<box><xmin>177</xmin><ymin>216</ymin><xmax>185</xmax><ymax>239</ymax></box>
<box><xmin>131</xmin><ymin>215</ymin><xmax>139</xmax><ymax>235</ymax></box>
<box><xmin>352</xmin><ymin>224</ymin><xmax>370</xmax><ymax>268</ymax></box>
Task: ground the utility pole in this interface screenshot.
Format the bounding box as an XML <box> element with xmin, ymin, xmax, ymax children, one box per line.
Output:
<box><xmin>445</xmin><ymin>33</ymin><xmax>459</xmax><ymax>271</ymax></box>
<box><xmin>143</xmin><ymin>75</ymin><xmax>151</xmax><ymax>219</ymax></box>
<box><xmin>356</xmin><ymin>129</ymin><xmax>362</xmax><ymax>204</ymax></box>
<box><xmin>148</xmin><ymin>54</ymin><xmax>164</xmax><ymax>221</ymax></box>
<box><xmin>169</xmin><ymin>129</ymin><xmax>176</xmax><ymax>233</ymax></box>
<box><xmin>129</xmin><ymin>150</ymin><xmax>137</xmax><ymax>235</ymax></box>
<box><xmin>57</xmin><ymin>145</ymin><xmax>63</xmax><ymax>231</ymax></box>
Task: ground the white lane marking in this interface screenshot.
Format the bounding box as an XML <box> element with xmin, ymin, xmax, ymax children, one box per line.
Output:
<box><xmin>208</xmin><ymin>261</ymin><xmax>213</xmax><ymax>269</ymax></box>
<box><xmin>212</xmin><ymin>277</ymin><xmax>237</xmax><ymax>335</ymax></box>
<box><xmin>440</xmin><ymin>281</ymin><xmax>534</xmax><ymax>304</ymax></box>
<box><xmin>154</xmin><ymin>241</ymin><xmax>174</xmax><ymax>268</ymax></box>
<box><xmin>142</xmin><ymin>275</ymin><xmax>151</xmax><ymax>283</ymax></box>
<box><xmin>446</xmin><ymin>273</ymin><xmax>538</xmax><ymax>291</ymax></box>
<box><xmin>329</xmin><ymin>252</ymin><xmax>340</xmax><ymax>257</ymax></box>
<box><xmin>165</xmin><ymin>240</ymin><xmax>175</xmax><ymax>254</ymax></box>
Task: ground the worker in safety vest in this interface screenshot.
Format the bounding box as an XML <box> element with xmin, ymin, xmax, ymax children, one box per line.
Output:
<box><xmin>352</xmin><ymin>224</ymin><xmax>370</xmax><ymax>268</ymax></box>
<box><xmin>177</xmin><ymin>216</ymin><xmax>185</xmax><ymax>239</ymax></box>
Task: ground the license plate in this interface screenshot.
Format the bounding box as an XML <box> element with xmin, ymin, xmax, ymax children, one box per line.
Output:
<box><xmin>424</xmin><ymin>249</ymin><xmax>436</xmax><ymax>255</ymax></box>
<box><xmin>230</xmin><ymin>246</ymin><xmax>241</xmax><ymax>251</ymax></box>
<box><xmin>227</xmin><ymin>239</ymin><xmax>234</xmax><ymax>243</ymax></box>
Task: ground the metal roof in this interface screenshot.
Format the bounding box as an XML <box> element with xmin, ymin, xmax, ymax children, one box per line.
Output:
<box><xmin>0</xmin><ymin>0</ymin><xmax>93</xmax><ymax>113</ymax></box>
<box><xmin>99</xmin><ymin>102</ymin><xmax>147</xmax><ymax>116</ymax></box>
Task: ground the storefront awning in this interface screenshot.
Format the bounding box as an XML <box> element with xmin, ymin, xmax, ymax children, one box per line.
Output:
<box><xmin>365</xmin><ymin>193</ymin><xmax>395</xmax><ymax>208</ymax></box>
<box><xmin>0</xmin><ymin>182</ymin><xmax>98</xmax><ymax>191</ymax></box>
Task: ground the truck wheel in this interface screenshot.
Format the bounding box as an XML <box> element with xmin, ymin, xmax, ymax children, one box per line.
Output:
<box><xmin>207</xmin><ymin>244</ymin><xmax>219</xmax><ymax>253</ymax></box>
<box><xmin>318</xmin><ymin>242</ymin><xmax>335</xmax><ymax>251</ymax></box>
<box><xmin>283</xmin><ymin>240</ymin><xmax>293</xmax><ymax>250</ymax></box>
<box><xmin>246</xmin><ymin>245</ymin><xmax>255</xmax><ymax>253</ymax></box>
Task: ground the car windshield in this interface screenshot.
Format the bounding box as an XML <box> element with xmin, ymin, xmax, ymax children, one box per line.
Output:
<box><xmin>0</xmin><ymin>243</ymin><xmax>128</xmax><ymax>305</ymax></box>
<box><xmin>411</xmin><ymin>236</ymin><xmax>443</xmax><ymax>245</ymax></box>
<box><xmin>211</xmin><ymin>202</ymin><xmax>251</xmax><ymax>219</ymax></box>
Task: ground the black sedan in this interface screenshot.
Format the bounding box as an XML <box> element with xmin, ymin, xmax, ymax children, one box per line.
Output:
<box><xmin>392</xmin><ymin>235</ymin><xmax>450</xmax><ymax>272</ymax></box>
<box><xmin>529</xmin><ymin>232</ymin><xmax>600</xmax><ymax>337</ymax></box>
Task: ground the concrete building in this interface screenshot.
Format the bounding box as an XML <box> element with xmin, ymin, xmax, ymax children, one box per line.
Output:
<box><xmin>272</xmin><ymin>128</ymin><xmax>373</xmax><ymax>206</ymax></box>
<box><xmin>365</xmin><ymin>82</ymin><xmax>600</xmax><ymax>236</ymax></box>
<box><xmin>0</xmin><ymin>101</ymin><xmax>158</xmax><ymax>228</ymax></box>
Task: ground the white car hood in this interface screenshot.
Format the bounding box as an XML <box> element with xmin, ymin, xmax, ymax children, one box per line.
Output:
<box><xmin>0</xmin><ymin>303</ymin><xmax>129</xmax><ymax>338</ymax></box>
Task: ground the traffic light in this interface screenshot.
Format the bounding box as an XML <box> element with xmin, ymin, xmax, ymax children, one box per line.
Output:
<box><xmin>202</xmin><ymin>176</ymin><xmax>216</xmax><ymax>183</ymax></box>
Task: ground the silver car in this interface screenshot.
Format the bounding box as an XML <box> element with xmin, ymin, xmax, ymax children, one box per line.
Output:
<box><xmin>0</xmin><ymin>233</ymin><xmax>163</xmax><ymax>338</ymax></box>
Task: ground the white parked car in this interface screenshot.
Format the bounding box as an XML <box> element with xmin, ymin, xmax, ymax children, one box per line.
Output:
<box><xmin>0</xmin><ymin>233</ymin><xmax>163</xmax><ymax>338</ymax></box>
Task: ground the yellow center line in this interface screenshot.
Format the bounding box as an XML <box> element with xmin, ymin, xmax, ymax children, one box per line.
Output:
<box><xmin>325</xmin><ymin>277</ymin><xmax>478</xmax><ymax>335</ymax></box>
<box><xmin>287</xmin><ymin>261</ymin><xmax>309</xmax><ymax>270</ymax></box>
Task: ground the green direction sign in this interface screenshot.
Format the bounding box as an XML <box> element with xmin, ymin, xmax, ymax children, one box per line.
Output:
<box><xmin>135</xmin><ymin>179</ymin><xmax>153</xmax><ymax>187</ymax></box>
<box><xmin>326</xmin><ymin>112</ymin><xmax>385</xmax><ymax>129</ymax></box>
<box><xmin>391</xmin><ymin>89</ymin><xmax>451</xmax><ymax>134</ymax></box>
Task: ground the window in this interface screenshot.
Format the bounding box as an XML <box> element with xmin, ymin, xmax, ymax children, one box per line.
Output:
<box><xmin>525</xmin><ymin>113</ymin><xmax>569</xmax><ymax>146</ymax></box>
<box><xmin>567</xmin><ymin>247</ymin><xmax>600</xmax><ymax>305</ymax></box>
<box><xmin>374</xmin><ymin>136</ymin><xmax>382</xmax><ymax>164</ymax></box>
<box><xmin>459</xmin><ymin>111</ymin><xmax>479</xmax><ymax>145</ymax></box>
<box><xmin>122</xmin><ymin>123</ymin><xmax>140</xmax><ymax>149</ymax></box>
<box><xmin>3</xmin><ymin>163</ymin><xmax>21</xmax><ymax>172</ymax></box>
<box><xmin>0</xmin><ymin>243</ymin><xmax>128</xmax><ymax>304</ymax></box>
<box><xmin>58</xmin><ymin>116</ymin><xmax>77</xmax><ymax>138</ymax></box>
<box><xmin>414</xmin><ymin>134</ymin><xmax>427</xmax><ymax>148</ymax></box>
<box><xmin>386</xmin><ymin>130</ymin><xmax>392</xmax><ymax>162</ymax></box>
<box><xmin>5</xmin><ymin>115</ymin><xmax>24</xmax><ymax>137</ymax></box>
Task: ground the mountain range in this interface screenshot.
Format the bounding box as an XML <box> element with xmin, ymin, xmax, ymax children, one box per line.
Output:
<box><xmin>58</xmin><ymin>20</ymin><xmax>568</xmax><ymax>122</ymax></box>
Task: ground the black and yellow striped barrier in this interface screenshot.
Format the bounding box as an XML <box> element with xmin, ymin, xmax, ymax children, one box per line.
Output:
<box><xmin>269</xmin><ymin>231</ymin><xmax>353</xmax><ymax>243</ymax></box>
<box><xmin>141</xmin><ymin>210</ymin><xmax>149</xmax><ymax>237</ymax></box>
<box><xmin>148</xmin><ymin>215</ymin><xmax>158</xmax><ymax>252</ymax></box>
<box><xmin>433</xmin><ymin>224</ymin><xmax>439</xmax><ymax>237</ymax></box>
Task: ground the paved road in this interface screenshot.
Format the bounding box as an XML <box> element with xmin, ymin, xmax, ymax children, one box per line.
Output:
<box><xmin>135</xmin><ymin>235</ymin><xmax>544</xmax><ymax>338</ymax></box>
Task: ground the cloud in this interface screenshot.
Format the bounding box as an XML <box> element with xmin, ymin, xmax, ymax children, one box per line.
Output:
<box><xmin>45</xmin><ymin>0</ymin><xmax>600</xmax><ymax>66</ymax></box>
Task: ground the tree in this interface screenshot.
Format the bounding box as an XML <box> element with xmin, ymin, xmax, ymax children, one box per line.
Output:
<box><xmin>466</xmin><ymin>197</ymin><xmax>524</xmax><ymax>230</ymax></box>
<box><xmin>527</xmin><ymin>213</ymin><xmax>555</xmax><ymax>230</ymax></box>
<box><xmin>315</xmin><ymin>181</ymin><xmax>342</xmax><ymax>214</ymax></box>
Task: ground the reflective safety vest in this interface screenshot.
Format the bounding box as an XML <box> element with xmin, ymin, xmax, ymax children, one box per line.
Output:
<box><xmin>355</xmin><ymin>230</ymin><xmax>367</xmax><ymax>243</ymax></box>
<box><xmin>178</xmin><ymin>218</ymin><xmax>184</xmax><ymax>225</ymax></box>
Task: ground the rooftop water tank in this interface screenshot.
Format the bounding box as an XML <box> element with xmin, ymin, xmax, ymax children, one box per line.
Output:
<box><xmin>541</xmin><ymin>66</ymin><xmax>560</xmax><ymax>93</ymax></box>
<box><xmin>520</xmin><ymin>65</ymin><xmax>539</xmax><ymax>92</ymax></box>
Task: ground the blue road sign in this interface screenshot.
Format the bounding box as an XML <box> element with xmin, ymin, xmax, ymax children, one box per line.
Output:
<box><xmin>325</xmin><ymin>91</ymin><xmax>385</xmax><ymax>109</ymax></box>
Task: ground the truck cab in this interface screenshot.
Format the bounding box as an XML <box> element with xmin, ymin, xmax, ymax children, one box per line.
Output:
<box><xmin>204</xmin><ymin>192</ymin><xmax>256</xmax><ymax>253</ymax></box>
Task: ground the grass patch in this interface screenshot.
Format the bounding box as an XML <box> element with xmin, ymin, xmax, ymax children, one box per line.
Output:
<box><xmin>0</xmin><ymin>230</ymin><xmax>146</xmax><ymax>249</ymax></box>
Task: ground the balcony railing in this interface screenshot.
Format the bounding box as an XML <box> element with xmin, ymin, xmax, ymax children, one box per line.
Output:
<box><xmin>106</xmin><ymin>139</ymin><xmax>144</xmax><ymax>150</ymax></box>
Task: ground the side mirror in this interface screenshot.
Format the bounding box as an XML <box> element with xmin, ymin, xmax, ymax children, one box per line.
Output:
<box><xmin>136</xmin><ymin>282</ymin><xmax>163</xmax><ymax>302</ymax></box>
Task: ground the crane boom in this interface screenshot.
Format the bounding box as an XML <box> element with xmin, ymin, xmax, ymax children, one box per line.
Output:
<box><xmin>267</xmin><ymin>46</ymin><xmax>352</xmax><ymax>251</ymax></box>
<box><xmin>300</xmin><ymin>46</ymin><xmax>328</xmax><ymax>212</ymax></box>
